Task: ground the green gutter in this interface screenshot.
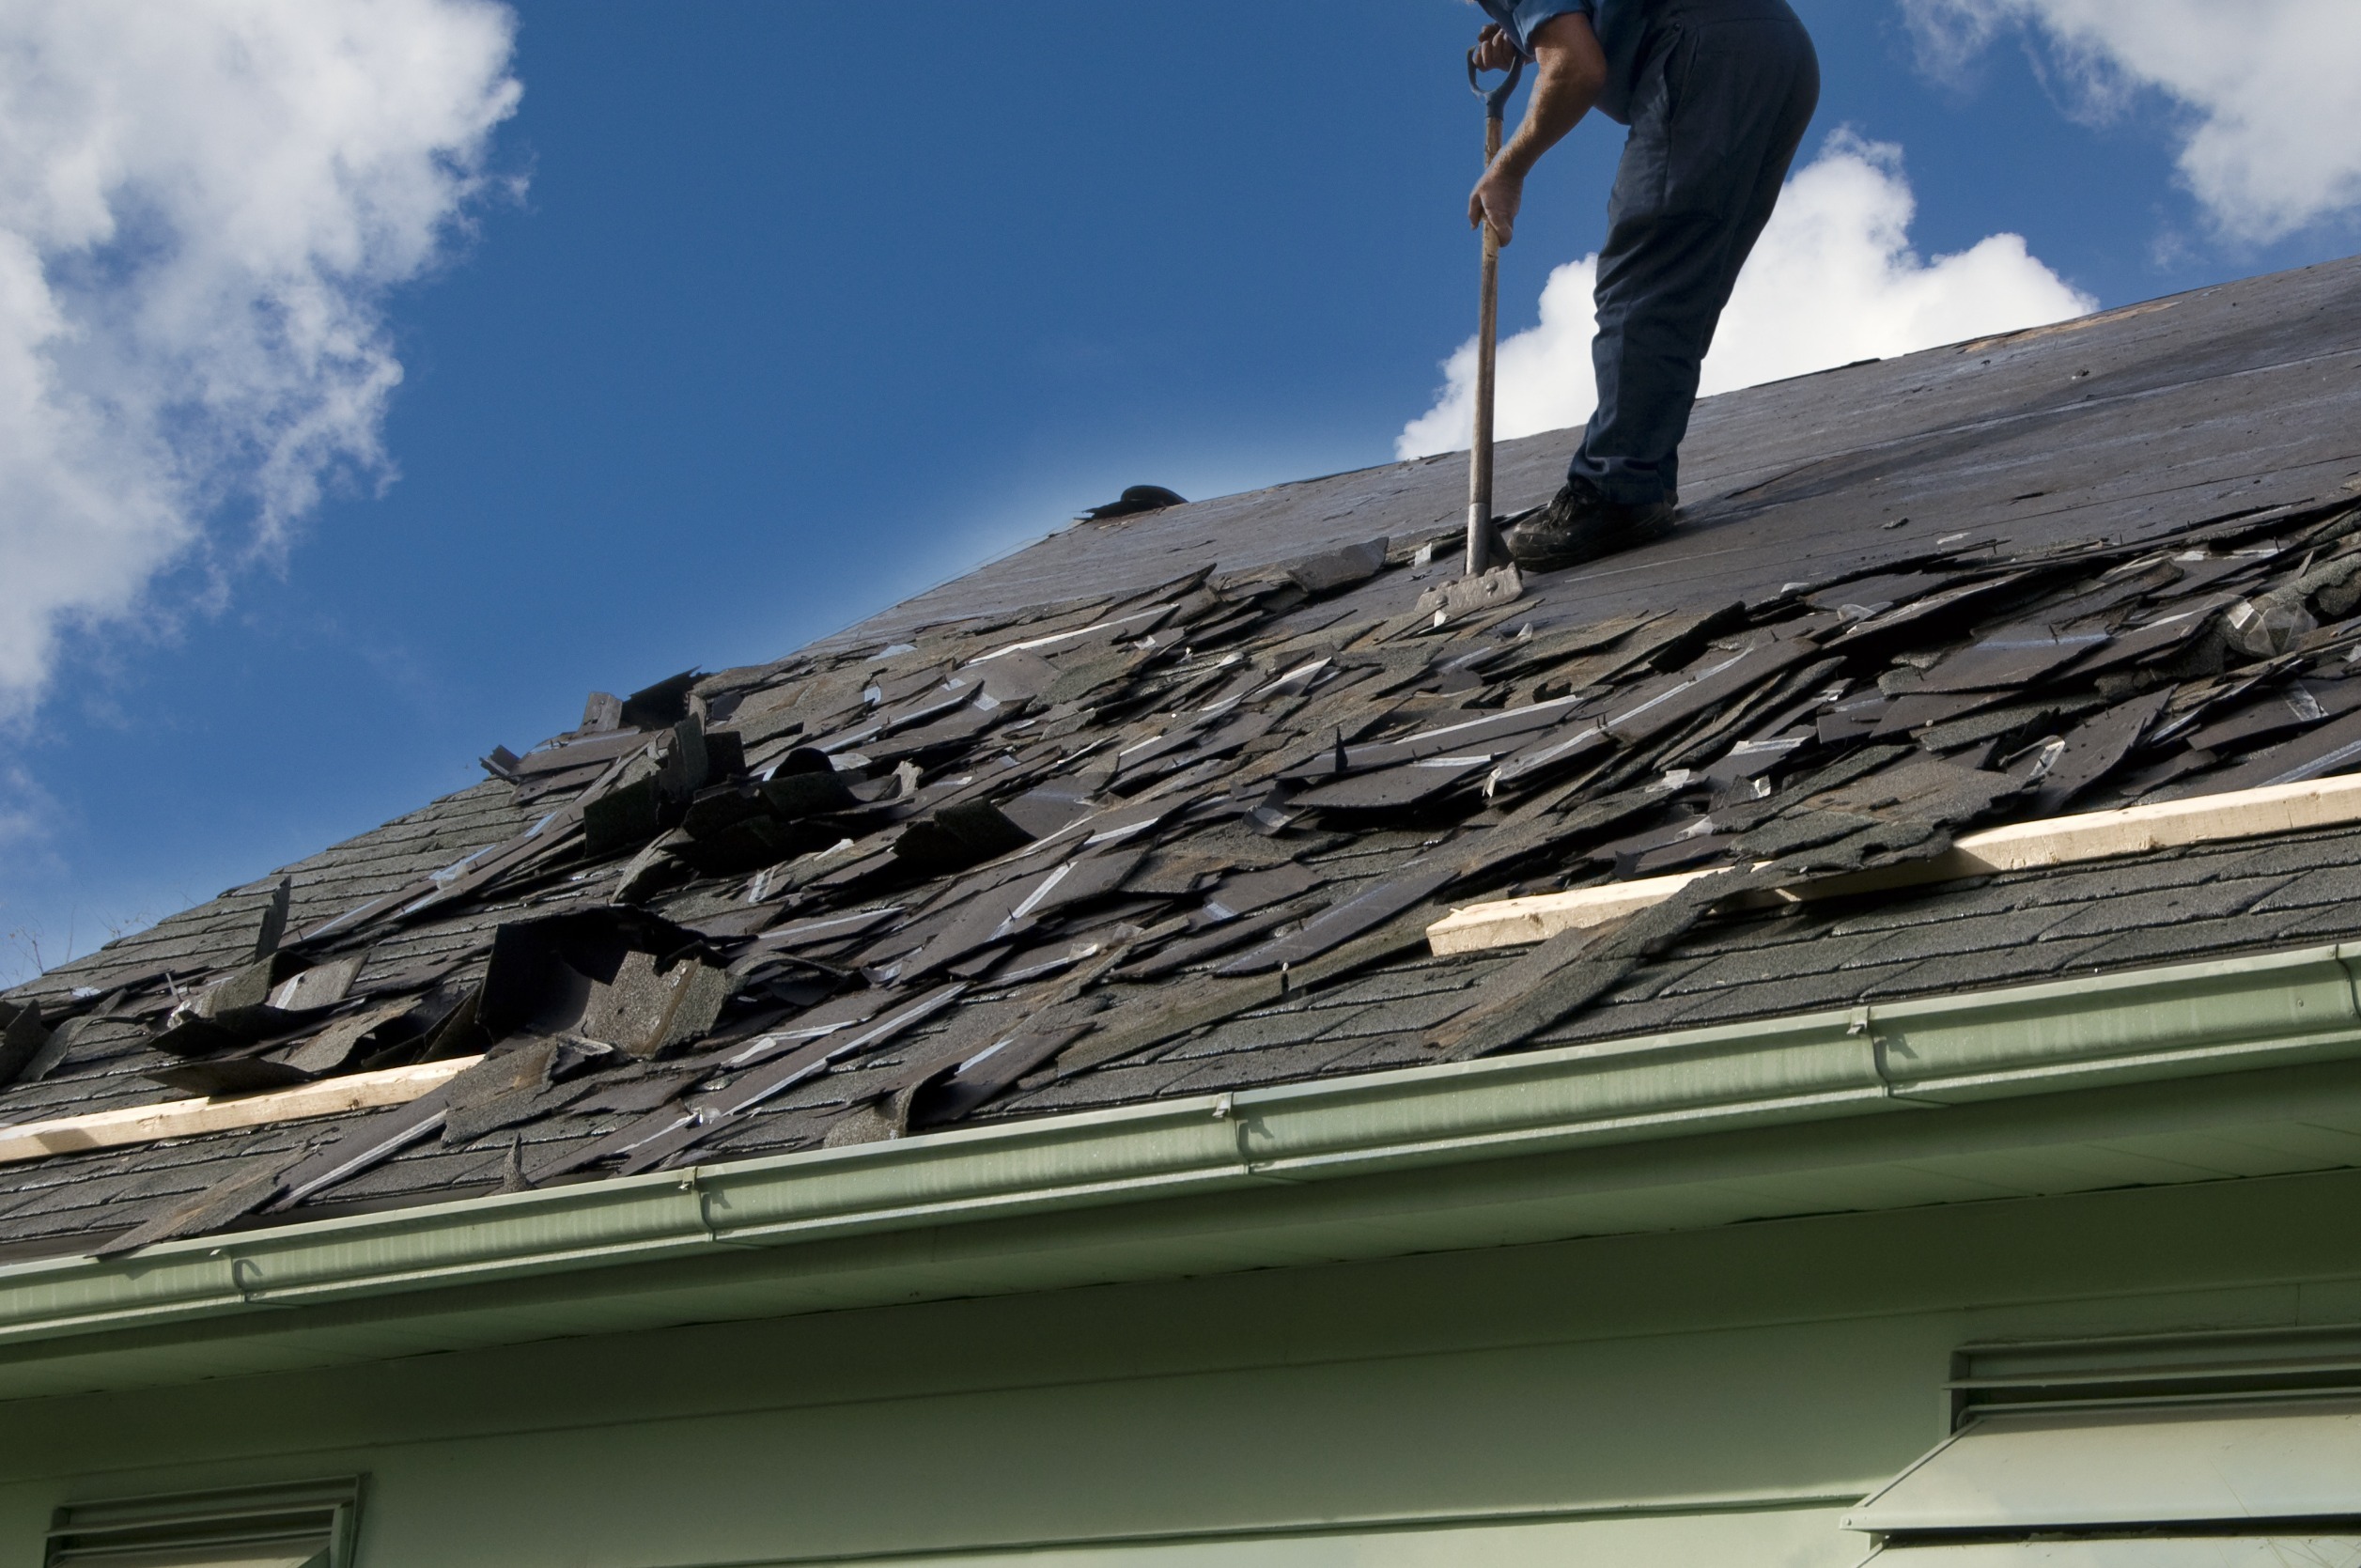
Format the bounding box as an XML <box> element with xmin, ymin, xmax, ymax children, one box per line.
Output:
<box><xmin>4</xmin><ymin>940</ymin><xmax>2360</xmax><ymax>1356</ymax></box>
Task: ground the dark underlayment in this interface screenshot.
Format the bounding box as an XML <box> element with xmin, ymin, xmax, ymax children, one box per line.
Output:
<box><xmin>7</xmin><ymin>255</ymin><xmax>2361</xmax><ymax>1259</ymax></box>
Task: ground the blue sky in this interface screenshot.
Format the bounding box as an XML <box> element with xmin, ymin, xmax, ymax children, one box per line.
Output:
<box><xmin>4</xmin><ymin>0</ymin><xmax>2357</xmax><ymax>981</ymax></box>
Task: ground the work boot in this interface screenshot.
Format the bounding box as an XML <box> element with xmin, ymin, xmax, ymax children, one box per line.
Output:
<box><xmin>1501</xmin><ymin>476</ymin><xmax>1677</xmax><ymax>572</ymax></box>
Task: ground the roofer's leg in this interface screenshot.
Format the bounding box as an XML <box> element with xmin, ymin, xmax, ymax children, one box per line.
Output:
<box><xmin>1586</xmin><ymin>0</ymin><xmax>1818</xmax><ymax>505</ymax></box>
<box><xmin>1506</xmin><ymin>0</ymin><xmax>1818</xmax><ymax>575</ymax></box>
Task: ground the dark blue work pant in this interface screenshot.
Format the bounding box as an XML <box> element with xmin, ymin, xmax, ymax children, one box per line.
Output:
<box><xmin>1570</xmin><ymin>0</ymin><xmax>1820</xmax><ymax>506</ymax></box>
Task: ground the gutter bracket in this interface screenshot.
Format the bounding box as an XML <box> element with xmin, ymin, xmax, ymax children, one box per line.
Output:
<box><xmin>679</xmin><ymin>1169</ymin><xmax>726</xmax><ymax>1247</ymax></box>
<box><xmin>1211</xmin><ymin>1094</ymin><xmax>1254</xmax><ymax>1174</ymax></box>
<box><xmin>1858</xmin><ymin>1004</ymin><xmax>1945</xmax><ymax>1109</ymax></box>
<box><xmin>1212</xmin><ymin>1093</ymin><xmax>1297</xmax><ymax>1182</ymax></box>
<box><xmin>2334</xmin><ymin>943</ymin><xmax>2361</xmax><ymax>1021</ymax></box>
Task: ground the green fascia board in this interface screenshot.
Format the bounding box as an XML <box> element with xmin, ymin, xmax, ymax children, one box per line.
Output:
<box><xmin>3</xmin><ymin>939</ymin><xmax>2360</xmax><ymax>1372</ymax></box>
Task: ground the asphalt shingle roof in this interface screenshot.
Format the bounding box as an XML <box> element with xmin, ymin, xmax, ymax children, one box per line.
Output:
<box><xmin>7</xmin><ymin>254</ymin><xmax>2361</xmax><ymax>1259</ymax></box>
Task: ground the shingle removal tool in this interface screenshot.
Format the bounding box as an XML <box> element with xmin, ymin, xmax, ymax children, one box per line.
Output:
<box><xmin>1466</xmin><ymin>47</ymin><xmax>1524</xmax><ymax>577</ymax></box>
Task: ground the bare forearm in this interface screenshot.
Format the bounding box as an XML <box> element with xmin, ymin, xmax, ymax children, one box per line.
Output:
<box><xmin>1467</xmin><ymin>11</ymin><xmax>1608</xmax><ymax>245</ymax></box>
<box><xmin>1496</xmin><ymin>49</ymin><xmax>1600</xmax><ymax>179</ymax></box>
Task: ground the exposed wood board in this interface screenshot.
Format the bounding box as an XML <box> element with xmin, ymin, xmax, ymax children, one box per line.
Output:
<box><xmin>0</xmin><ymin>1058</ymin><xmax>478</xmax><ymax>1166</ymax></box>
<box><xmin>1427</xmin><ymin>771</ymin><xmax>2361</xmax><ymax>954</ymax></box>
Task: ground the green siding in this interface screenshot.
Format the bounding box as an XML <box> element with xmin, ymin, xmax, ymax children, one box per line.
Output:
<box><xmin>0</xmin><ymin>1163</ymin><xmax>2356</xmax><ymax>1565</ymax></box>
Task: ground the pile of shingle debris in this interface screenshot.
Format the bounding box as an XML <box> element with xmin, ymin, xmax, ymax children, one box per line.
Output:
<box><xmin>18</xmin><ymin>495</ymin><xmax>2361</xmax><ymax>1254</ymax></box>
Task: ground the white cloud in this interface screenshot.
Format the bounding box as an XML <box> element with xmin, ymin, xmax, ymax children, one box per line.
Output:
<box><xmin>1904</xmin><ymin>0</ymin><xmax>2361</xmax><ymax>244</ymax></box>
<box><xmin>0</xmin><ymin>0</ymin><xmax>520</xmax><ymax>718</ymax></box>
<box><xmin>1397</xmin><ymin>134</ymin><xmax>2094</xmax><ymax>461</ymax></box>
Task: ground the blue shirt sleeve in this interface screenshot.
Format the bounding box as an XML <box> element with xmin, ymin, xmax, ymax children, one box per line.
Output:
<box><xmin>1473</xmin><ymin>0</ymin><xmax>1649</xmax><ymax>126</ymax></box>
<box><xmin>1490</xmin><ymin>0</ymin><xmax>1594</xmax><ymax>57</ymax></box>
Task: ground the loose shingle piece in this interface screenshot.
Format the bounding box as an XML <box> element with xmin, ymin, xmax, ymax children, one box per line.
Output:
<box><xmin>12</xmin><ymin>260</ymin><xmax>2361</xmax><ymax>1256</ymax></box>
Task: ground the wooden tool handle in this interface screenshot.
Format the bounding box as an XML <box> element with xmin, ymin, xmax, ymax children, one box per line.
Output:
<box><xmin>1467</xmin><ymin>113</ymin><xmax>1507</xmax><ymax>576</ymax></box>
<box><xmin>1462</xmin><ymin>49</ymin><xmax>1523</xmax><ymax>578</ymax></box>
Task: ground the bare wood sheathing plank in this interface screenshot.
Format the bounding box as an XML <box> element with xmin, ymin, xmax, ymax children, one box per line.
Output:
<box><xmin>0</xmin><ymin>1058</ymin><xmax>479</xmax><ymax>1166</ymax></box>
<box><xmin>1426</xmin><ymin>772</ymin><xmax>2361</xmax><ymax>955</ymax></box>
